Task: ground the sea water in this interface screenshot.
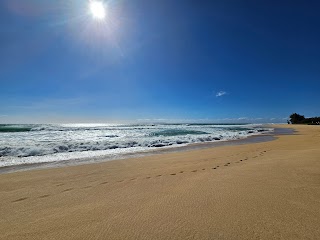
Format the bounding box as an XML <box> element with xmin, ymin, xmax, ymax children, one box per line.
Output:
<box><xmin>0</xmin><ymin>123</ymin><xmax>273</xmax><ymax>168</ymax></box>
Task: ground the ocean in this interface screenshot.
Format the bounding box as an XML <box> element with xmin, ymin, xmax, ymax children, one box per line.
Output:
<box><xmin>0</xmin><ymin>123</ymin><xmax>273</xmax><ymax>169</ymax></box>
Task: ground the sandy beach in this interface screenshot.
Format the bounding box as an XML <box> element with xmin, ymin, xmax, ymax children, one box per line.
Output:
<box><xmin>0</xmin><ymin>124</ymin><xmax>319</xmax><ymax>239</ymax></box>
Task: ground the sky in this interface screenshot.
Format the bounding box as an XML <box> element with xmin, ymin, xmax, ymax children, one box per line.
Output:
<box><xmin>1</xmin><ymin>0</ymin><xmax>320</xmax><ymax>123</ymax></box>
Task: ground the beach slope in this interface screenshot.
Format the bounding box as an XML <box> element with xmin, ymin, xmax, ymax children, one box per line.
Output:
<box><xmin>1</xmin><ymin>125</ymin><xmax>320</xmax><ymax>239</ymax></box>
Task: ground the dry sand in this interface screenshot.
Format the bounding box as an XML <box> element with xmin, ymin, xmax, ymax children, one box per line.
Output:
<box><xmin>0</xmin><ymin>125</ymin><xmax>320</xmax><ymax>239</ymax></box>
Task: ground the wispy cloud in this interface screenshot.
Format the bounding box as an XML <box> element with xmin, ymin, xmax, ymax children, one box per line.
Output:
<box><xmin>238</xmin><ymin>117</ymin><xmax>248</xmax><ymax>120</ymax></box>
<box><xmin>215</xmin><ymin>91</ymin><xmax>227</xmax><ymax>97</ymax></box>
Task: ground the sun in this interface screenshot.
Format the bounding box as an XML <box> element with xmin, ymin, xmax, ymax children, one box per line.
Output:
<box><xmin>89</xmin><ymin>1</ymin><xmax>106</xmax><ymax>20</ymax></box>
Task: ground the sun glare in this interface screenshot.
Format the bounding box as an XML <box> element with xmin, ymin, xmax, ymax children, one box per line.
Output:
<box><xmin>89</xmin><ymin>1</ymin><xmax>106</xmax><ymax>20</ymax></box>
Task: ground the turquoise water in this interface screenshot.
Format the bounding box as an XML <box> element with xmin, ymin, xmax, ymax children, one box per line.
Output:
<box><xmin>0</xmin><ymin>125</ymin><xmax>33</xmax><ymax>132</ymax></box>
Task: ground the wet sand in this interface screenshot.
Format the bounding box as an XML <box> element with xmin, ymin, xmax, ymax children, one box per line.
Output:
<box><xmin>0</xmin><ymin>124</ymin><xmax>319</xmax><ymax>239</ymax></box>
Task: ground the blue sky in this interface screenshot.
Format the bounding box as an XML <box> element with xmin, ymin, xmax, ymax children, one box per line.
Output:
<box><xmin>1</xmin><ymin>0</ymin><xmax>320</xmax><ymax>123</ymax></box>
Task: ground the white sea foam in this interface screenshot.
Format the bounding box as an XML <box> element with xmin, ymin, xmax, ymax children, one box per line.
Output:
<box><xmin>0</xmin><ymin>123</ymin><xmax>273</xmax><ymax>168</ymax></box>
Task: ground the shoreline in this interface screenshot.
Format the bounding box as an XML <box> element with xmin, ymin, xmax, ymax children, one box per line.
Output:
<box><xmin>1</xmin><ymin>124</ymin><xmax>319</xmax><ymax>239</ymax></box>
<box><xmin>0</xmin><ymin>125</ymin><xmax>293</xmax><ymax>174</ymax></box>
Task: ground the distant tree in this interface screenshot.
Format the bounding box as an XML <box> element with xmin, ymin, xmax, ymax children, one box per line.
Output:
<box><xmin>289</xmin><ymin>113</ymin><xmax>305</xmax><ymax>124</ymax></box>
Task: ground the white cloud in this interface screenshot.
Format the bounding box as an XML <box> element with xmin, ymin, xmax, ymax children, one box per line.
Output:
<box><xmin>215</xmin><ymin>91</ymin><xmax>227</xmax><ymax>97</ymax></box>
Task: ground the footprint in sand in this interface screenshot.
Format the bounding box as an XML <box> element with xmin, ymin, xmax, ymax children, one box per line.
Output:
<box><xmin>170</xmin><ymin>173</ymin><xmax>176</xmax><ymax>175</ymax></box>
<box><xmin>12</xmin><ymin>197</ymin><xmax>28</xmax><ymax>203</ymax></box>
<box><xmin>100</xmin><ymin>181</ymin><xmax>108</xmax><ymax>185</ymax></box>
<box><xmin>202</xmin><ymin>168</ymin><xmax>206</xmax><ymax>171</ymax></box>
<box><xmin>179</xmin><ymin>171</ymin><xmax>184</xmax><ymax>174</ymax></box>
<box><xmin>146</xmin><ymin>176</ymin><xmax>151</xmax><ymax>179</ymax></box>
<box><xmin>191</xmin><ymin>170</ymin><xmax>197</xmax><ymax>172</ymax></box>
<box><xmin>38</xmin><ymin>194</ymin><xmax>50</xmax><ymax>198</ymax></box>
<box><xmin>156</xmin><ymin>175</ymin><xmax>162</xmax><ymax>177</ymax></box>
<box><xmin>61</xmin><ymin>188</ymin><xmax>73</xmax><ymax>193</ymax></box>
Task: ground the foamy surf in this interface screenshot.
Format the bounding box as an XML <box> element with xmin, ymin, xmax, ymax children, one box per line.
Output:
<box><xmin>0</xmin><ymin>123</ymin><xmax>273</xmax><ymax>168</ymax></box>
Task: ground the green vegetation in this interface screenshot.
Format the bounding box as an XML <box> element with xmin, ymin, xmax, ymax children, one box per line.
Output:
<box><xmin>289</xmin><ymin>113</ymin><xmax>320</xmax><ymax>125</ymax></box>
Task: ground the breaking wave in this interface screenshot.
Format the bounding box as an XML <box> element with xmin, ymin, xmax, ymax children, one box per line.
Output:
<box><xmin>0</xmin><ymin>123</ymin><xmax>273</xmax><ymax>167</ymax></box>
